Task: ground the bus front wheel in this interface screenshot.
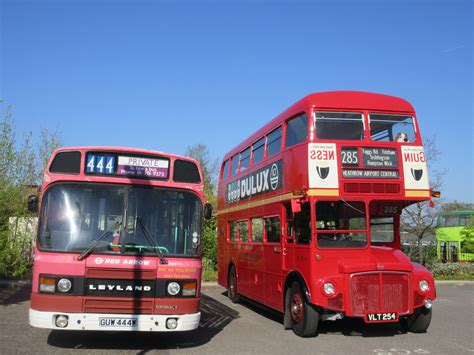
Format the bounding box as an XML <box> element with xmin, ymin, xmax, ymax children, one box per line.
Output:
<box><xmin>403</xmin><ymin>307</ymin><xmax>432</xmax><ymax>333</ymax></box>
<box><xmin>228</xmin><ymin>266</ymin><xmax>240</xmax><ymax>303</ymax></box>
<box><xmin>289</xmin><ymin>281</ymin><xmax>319</xmax><ymax>337</ymax></box>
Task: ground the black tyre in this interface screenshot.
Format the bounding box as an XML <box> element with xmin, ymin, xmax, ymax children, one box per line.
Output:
<box><xmin>404</xmin><ymin>307</ymin><xmax>432</xmax><ymax>333</ymax></box>
<box><xmin>289</xmin><ymin>281</ymin><xmax>319</xmax><ymax>337</ymax></box>
<box><xmin>227</xmin><ymin>266</ymin><xmax>240</xmax><ymax>303</ymax></box>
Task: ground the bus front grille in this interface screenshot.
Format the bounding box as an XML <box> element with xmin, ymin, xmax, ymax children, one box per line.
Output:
<box><xmin>350</xmin><ymin>272</ymin><xmax>409</xmax><ymax>315</ymax></box>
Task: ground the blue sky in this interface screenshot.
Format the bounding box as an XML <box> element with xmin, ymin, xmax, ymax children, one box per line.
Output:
<box><xmin>1</xmin><ymin>0</ymin><xmax>472</xmax><ymax>202</ymax></box>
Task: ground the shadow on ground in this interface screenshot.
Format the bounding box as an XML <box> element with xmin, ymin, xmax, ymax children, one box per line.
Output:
<box><xmin>47</xmin><ymin>293</ymin><xmax>239</xmax><ymax>351</ymax></box>
<box><xmin>0</xmin><ymin>283</ymin><xmax>31</xmax><ymax>306</ymax></box>
<box><xmin>222</xmin><ymin>291</ymin><xmax>405</xmax><ymax>338</ymax></box>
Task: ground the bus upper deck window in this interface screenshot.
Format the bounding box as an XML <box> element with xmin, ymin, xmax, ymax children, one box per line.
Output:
<box><xmin>267</xmin><ymin>126</ymin><xmax>282</xmax><ymax>157</ymax></box>
<box><xmin>221</xmin><ymin>160</ymin><xmax>229</xmax><ymax>179</ymax></box>
<box><xmin>230</xmin><ymin>155</ymin><xmax>239</xmax><ymax>176</ymax></box>
<box><xmin>252</xmin><ymin>137</ymin><xmax>265</xmax><ymax>164</ymax></box>
<box><xmin>314</xmin><ymin>112</ymin><xmax>364</xmax><ymax>140</ymax></box>
<box><xmin>369</xmin><ymin>114</ymin><xmax>416</xmax><ymax>143</ymax></box>
<box><xmin>286</xmin><ymin>113</ymin><xmax>308</xmax><ymax>147</ymax></box>
<box><xmin>240</xmin><ymin>148</ymin><xmax>251</xmax><ymax>172</ymax></box>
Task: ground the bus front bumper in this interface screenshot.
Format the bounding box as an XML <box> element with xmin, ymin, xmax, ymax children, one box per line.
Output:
<box><xmin>29</xmin><ymin>308</ymin><xmax>200</xmax><ymax>331</ymax></box>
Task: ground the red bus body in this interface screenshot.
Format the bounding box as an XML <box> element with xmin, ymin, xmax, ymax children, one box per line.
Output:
<box><xmin>217</xmin><ymin>92</ymin><xmax>436</xmax><ymax>336</ymax></box>
<box><xmin>30</xmin><ymin>146</ymin><xmax>205</xmax><ymax>332</ymax></box>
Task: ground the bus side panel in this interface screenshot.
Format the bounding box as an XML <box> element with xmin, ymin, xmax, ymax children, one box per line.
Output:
<box><xmin>217</xmin><ymin>215</ymin><xmax>227</xmax><ymax>287</ymax></box>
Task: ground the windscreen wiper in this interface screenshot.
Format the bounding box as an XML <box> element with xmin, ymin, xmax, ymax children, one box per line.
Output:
<box><xmin>77</xmin><ymin>221</ymin><xmax>122</xmax><ymax>261</ymax></box>
<box><xmin>136</xmin><ymin>217</ymin><xmax>168</xmax><ymax>264</ymax></box>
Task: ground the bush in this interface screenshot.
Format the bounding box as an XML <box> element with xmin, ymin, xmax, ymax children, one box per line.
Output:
<box><xmin>202</xmin><ymin>215</ymin><xmax>217</xmax><ymax>269</ymax></box>
<box><xmin>0</xmin><ymin>235</ymin><xmax>33</xmax><ymax>279</ymax></box>
<box><xmin>428</xmin><ymin>262</ymin><xmax>474</xmax><ymax>280</ymax></box>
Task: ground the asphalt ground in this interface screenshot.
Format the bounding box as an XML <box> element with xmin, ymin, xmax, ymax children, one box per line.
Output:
<box><xmin>0</xmin><ymin>282</ymin><xmax>473</xmax><ymax>354</ymax></box>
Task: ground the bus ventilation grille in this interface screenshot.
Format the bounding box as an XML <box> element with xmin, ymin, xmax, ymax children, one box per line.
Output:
<box><xmin>350</xmin><ymin>273</ymin><xmax>409</xmax><ymax>315</ymax></box>
<box><xmin>344</xmin><ymin>183</ymin><xmax>400</xmax><ymax>194</ymax></box>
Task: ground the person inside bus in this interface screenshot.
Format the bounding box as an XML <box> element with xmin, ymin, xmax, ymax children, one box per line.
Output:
<box><xmin>395</xmin><ymin>132</ymin><xmax>409</xmax><ymax>142</ymax></box>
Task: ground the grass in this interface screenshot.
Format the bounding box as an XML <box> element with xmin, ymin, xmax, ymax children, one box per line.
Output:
<box><xmin>202</xmin><ymin>266</ymin><xmax>217</xmax><ymax>282</ymax></box>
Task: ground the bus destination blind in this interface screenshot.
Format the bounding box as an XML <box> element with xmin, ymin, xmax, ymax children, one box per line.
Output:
<box><xmin>86</xmin><ymin>153</ymin><xmax>169</xmax><ymax>179</ymax></box>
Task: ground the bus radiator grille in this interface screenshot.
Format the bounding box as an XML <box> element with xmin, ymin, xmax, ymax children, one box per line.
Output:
<box><xmin>350</xmin><ymin>273</ymin><xmax>409</xmax><ymax>315</ymax></box>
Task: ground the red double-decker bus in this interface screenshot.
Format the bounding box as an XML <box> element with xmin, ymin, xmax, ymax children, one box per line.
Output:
<box><xmin>29</xmin><ymin>146</ymin><xmax>211</xmax><ymax>332</ymax></box>
<box><xmin>217</xmin><ymin>91</ymin><xmax>436</xmax><ymax>337</ymax></box>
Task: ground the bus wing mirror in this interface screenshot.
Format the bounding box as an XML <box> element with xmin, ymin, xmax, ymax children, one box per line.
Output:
<box><xmin>27</xmin><ymin>195</ymin><xmax>38</xmax><ymax>212</ymax></box>
<box><xmin>204</xmin><ymin>203</ymin><xmax>213</xmax><ymax>220</ymax></box>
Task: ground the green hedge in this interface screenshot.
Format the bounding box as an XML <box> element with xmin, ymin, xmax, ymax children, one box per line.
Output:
<box><xmin>428</xmin><ymin>262</ymin><xmax>474</xmax><ymax>280</ymax></box>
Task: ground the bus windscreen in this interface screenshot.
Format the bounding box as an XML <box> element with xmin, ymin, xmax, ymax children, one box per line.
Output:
<box><xmin>38</xmin><ymin>183</ymin><xmax>202</xmax><ymax>256</ymax></box>
<box><xmin>316</xmin><ymin>201</ymin><xmax>367</xmax><ymax>248</ymax></box>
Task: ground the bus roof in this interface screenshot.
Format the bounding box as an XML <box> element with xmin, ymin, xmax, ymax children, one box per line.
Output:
<box><xmin>223</xmin><ymin>91</ymin><xmax>415</xmax><ymax>161</ymax></box>
<box><xmin>52</xmin><ymin>146</ymin><xmax>200</xmax><ymax>166</ymax></box>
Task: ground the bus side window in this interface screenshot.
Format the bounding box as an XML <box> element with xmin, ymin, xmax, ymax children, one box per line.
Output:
<box><xmin>221</xmin><ymin>160</ymin><xmax>229</xmax><ymax>180</ymax></box>
<box><xmin>240</xmin><ymin>147</ymin><xmax>251</xmax><ymax>172</ymax></box>
<box><xmin>229</xmin><ymin>221</ymin><xmax>237</xmax><ymax>242</ymax></box>
<box><xmin>230</xmin><ymin>155</ymin><xmax>239</xmax><ymax>176</ymax></box>
<box><xmin>252</xmin><ymin>137</ymin><xmax>265</xmax><ymax>165</ymax></box>
<box><xmin>238</xmin><ymin>220</ymin><xmax>249</xmax><ymax>242</ymax></box>
<box><xmin>285</xmin><ymin>113</ymin><xmax>308</xmax><ymax>148</ymax></box>
<box><xmin>251</xmin><ymin>218</ymin><xmax>263</xmax><ymax>242</ymax></box>
<box><xmin>266</xmin><ymin>126</ymin><xmax>282</xmax><ymax>157</ymax></box>
<box><xmin>264</xmin><ymin>217</ymin><xmax>281</xmax><ymax>243</ymax></box>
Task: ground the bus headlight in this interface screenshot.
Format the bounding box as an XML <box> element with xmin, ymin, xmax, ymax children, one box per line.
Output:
<box><xmin>323</xmin><ymin>282</ymin><xmax>335</xmax><ymax>295</ymax></box>
<box><xmin>167</xmin><ymin>282</ymin><xmax>181</xmax><ymax>296</ymax></box>
<box><xmin>419</xmin><ymin>280</ymin><xmax>429</xmax><ymax>292</ymax></box>
<box><xmin>57</xmin><ymin>278</ymin><xmax>72</xmax><ymax>293</ymax></box>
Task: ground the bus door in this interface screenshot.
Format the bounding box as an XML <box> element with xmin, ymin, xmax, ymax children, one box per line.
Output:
<box><xmin>263</xmin><ymin>214</ymin><xmax>283</xmax><ymax>308</ymax></box>
<box><xmin>282</xmin><ymin>203</ymin><xmax>295</xmax><ymax>272</ymax></box>
<box><xmin>287</xmin><ymin>202</ymin><xmax>312</xmax><ymax>275</ymax></box>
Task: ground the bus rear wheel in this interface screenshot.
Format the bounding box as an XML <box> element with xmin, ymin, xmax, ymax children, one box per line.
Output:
<box><xmin>289</xmin><ymin>281</ymin><xmax>319</xmax><ymax>337</ymax></box>
<box><xmin>403</xmin><ymin>307</ymin><xmax>432</xmax><ymax>333</ymax></box>
<box><xmin>228</xmin><ymin>266</ymin><xmax>239</xmax><ymax>303</ymax></box>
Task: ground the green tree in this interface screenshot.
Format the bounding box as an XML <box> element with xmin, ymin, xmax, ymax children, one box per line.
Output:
<box><xmin>460</xmin><ymin>217</ymin><xmax>474</xmax><ymax>254</ymax></box>
<box><xmin>0</xmin><ymin>101</ymin><xmax>62</xmax><ymax>278</ymax></box>
<box><xmin>441</xmin><ymin>201</ymin><xmax>474</xmax><ymax>213</ymax></box>
<box><xmin>184</xmin><ymin>144</ymin><xmax>219</xmax><ymax>205</ymax></box>
<box><xmin>184</xmin><ymin>144</ymin><xmax>219</xmax><ymax>271</ymax></box>
<box><xmin>401</xmin><ymin>136</ymin><xmax>445</xmax><ymax>265</ymax></box>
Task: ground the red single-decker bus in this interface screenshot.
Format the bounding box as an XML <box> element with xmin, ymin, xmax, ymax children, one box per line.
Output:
<box><xmin>29</xmin><ymin>146</ymin><xmax>211</xmax><ymax>332</ymax></box>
